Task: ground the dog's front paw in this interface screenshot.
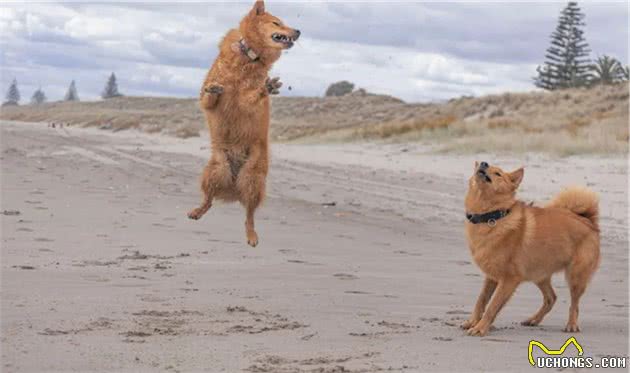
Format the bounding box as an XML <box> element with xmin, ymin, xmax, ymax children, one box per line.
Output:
<box><xmin>265</xmin><ymin>77</ymin><xmax>282</xmax><ymax>95</ymax></box>
<box><xmin>563</xmin><ymin>323</ymin><xmax>580</xmax><ymax>333</ymax></box>
<box><xmin>460</xmin><ymin>318</ymin><xmax>480</xmax><ymax>330</ymax></box>
<box><xmin>187</xmin><ymin>208</ymin><xmax>203</xmax><ymax>220</ymax></box>
<box><xmin>466</xmin><ymin>321</ymin><xmax>490</xmax><ymax>337</ymax></box>
<box><xmin>204</xmin><ymin>84</ymin><xmax>224</xmax><ymax>95</ymax></box>
<box><xmin>521</xmin><ymin>318</ymin><xmax>541</xmax><ymax>327</ymax></box>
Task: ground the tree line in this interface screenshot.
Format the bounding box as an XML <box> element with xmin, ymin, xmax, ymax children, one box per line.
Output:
<box><xmin>3</xmin><ymin>73</ymin><xmax>122</xmax><ymax>106</ymax></box>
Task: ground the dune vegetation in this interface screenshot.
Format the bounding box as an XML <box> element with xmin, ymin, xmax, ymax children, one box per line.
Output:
<box><xmin>1</xmin><ymin>83</ymin><xmax>627</xmax><ymax>156</ymax></box>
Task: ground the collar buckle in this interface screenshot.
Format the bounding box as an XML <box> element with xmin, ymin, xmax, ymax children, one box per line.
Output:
<box><xmin>238</xmin><ymin>38</ymin><xmax>259</xmax><ymax>62</ymax></box>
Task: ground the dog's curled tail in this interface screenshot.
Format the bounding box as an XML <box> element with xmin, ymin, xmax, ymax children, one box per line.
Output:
<box><xmin>547</xmin><ymin>186</ymin><xmax>599</xmax><ymax>229</ymax></box>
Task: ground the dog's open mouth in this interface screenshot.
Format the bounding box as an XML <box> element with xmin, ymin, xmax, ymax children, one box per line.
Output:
<box><xmin>271</xmin><ymin>33</ymin><xmax>294</xmax><ymax>48</ymax></box>
<box><xmin>477</xmin><ymin>169</ymin><xmax>492</xmax><ymax>183</ymax></box>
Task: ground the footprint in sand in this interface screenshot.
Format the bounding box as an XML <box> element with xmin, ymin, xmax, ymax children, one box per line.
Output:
<box><xmin>16</xmin><ymin>227</ymin><xmax>33</xmax><ymax>232</ymax></box>
<box><xmin>482</xmin><ymin>338</ymin><xmax>514</xmax><ymax>343</ymax></box>
<box><xmin>278</xmin><ymin>249</ymin><xmax>297</xmax><ymax>254</ymax></box>
<box><xmin>152</xmin><ymin>223</ymin><xmax>174</xmax><ymax>228</ymax></box>
<box><xmin>121</xmin><ymin>331</ymin><xmax>152</xmax><ymax>338</ymax></box>
<box><xmin>76</xmin><ymin>260</ymin><xmax>118</xmax><ymax>267</ymax></box>
<box><xmin>433</xmin><ymin>336</ymin><xmax>453</xmax><ymax>341</ymax></box>
<box><xmin>39</xmin><ymin>328</ymin><xmax>70</xmax><ymax>336</ymax></box>
<box><xmin>208</xmin><ymin>238</ymin><xmax>240</xmax><ymax>244</ymax></box>
<box><xmin>445</xmin><ymin>310</ymin><xmax>468</xmax><ymax>315</ymax></box>
<box><xmin>335</xmin><ymin>234</ymin><xmax>355</xmax><ymax>240</ymax></box>
<box><xmin>607</xmin><ymin>304</ymin><xmax>627</xmax><ymax>308</ymax></box>
<box><xmin>287</xmin><ymin>259</ymin><xmax>322</xmax><ymax>266</ymax></box>
<box><xmin>34</xmin><ymin>237</ymin><xmax>54</xmax><ymax>242</ymax></box>
<box><xmin>333</xmin><ymin>273</ymin><xmax>358</xmax><ymax>280</ymax></box>
<box><xmin>180</xmin><ymin>288</ymin><xmax>199</xmax><ymax>292</ymax></box>
<box><xmin>449</xmin><ymin>260</ymin><xmax>472</xmax><ymax>266</ymax></box>
<box><xmin>394</xmin><ymin>250</ymin><xmax>422</xmax><ymax>256</ymax></box>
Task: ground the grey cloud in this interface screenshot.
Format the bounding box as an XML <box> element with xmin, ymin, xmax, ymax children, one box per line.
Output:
<box><xmin>270</xmin><ymin>2</ymin><xmax>627</xmax><ymax>64</ymax></box>
<box><xmin>1</xmin><ymin>2</ymin><xmax>627</xmax><ymax>103</ymax></box>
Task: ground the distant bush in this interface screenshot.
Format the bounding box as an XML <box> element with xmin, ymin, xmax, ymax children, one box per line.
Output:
<box><xmin>325</xmin><ymin>81</ymin><xmax>354</xmax><ymax>97</ymax></box>
<box><xmin>31</xmin><ymin>88</ymin><xmax>47</xmax><ymax>105</ymax></box>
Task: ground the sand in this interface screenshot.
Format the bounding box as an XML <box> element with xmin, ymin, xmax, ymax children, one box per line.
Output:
<box><xmin>1</xmin><ymin>120</ymin><xmax>628</xmax><ymax>372</ymax></box>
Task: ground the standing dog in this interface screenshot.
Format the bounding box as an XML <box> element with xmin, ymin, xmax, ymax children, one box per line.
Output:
<box><xmin>188</xmin><ymin>0</ymin><xmax>300</xmax><ymax>246</ymax></box>
<box><xmin>462</xmin><ymin>162</ymin><xmax>600</xmax><ymax>336</ymax></box>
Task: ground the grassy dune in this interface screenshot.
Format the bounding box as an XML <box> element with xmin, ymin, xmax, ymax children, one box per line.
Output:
<box><xmin>1</xmin><ymin>83</ymin><xmax>627</xmax><ymax>155</ymax></box>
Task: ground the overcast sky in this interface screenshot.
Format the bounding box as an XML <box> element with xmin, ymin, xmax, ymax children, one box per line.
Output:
<box><xmin>1</xmin><ymin>1</ymin><xmax>628</xmax><ymax>103</ymax></box>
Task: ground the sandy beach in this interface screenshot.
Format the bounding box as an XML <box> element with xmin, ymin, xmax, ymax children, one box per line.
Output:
<box><xmin>1</xmin><ymin>120</ymin><xmax>628</xmax><ymax>372</ymax></box>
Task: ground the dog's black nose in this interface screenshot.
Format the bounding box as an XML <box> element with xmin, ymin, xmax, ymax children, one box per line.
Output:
<box><xmin>293</xmin><ymin>29</ymin><xmax>301</xmax><ymax>40</ymax></box>
<box><xmin>479</xmin><ymin>162</ymin><xmax>489</xmax><ymax>170</ymax></box>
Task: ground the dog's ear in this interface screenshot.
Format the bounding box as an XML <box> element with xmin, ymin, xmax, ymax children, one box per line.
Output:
<box><xmin>509</xmin><ymin>167</ymin><xmax>524</xmax><ymax>188</ymax></box>
<box><xmin>474</xmin><ymin>161</ymin><xmax>479</xmax><ymax>171</ymax></box>
<box><xmin>251</xmin><ymin>0</ymin><xmax>265</xmax><ymax>15</ymax></box>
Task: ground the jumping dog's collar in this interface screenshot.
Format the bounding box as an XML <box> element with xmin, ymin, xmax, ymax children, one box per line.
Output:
<box><xmin>466</xmin><ymin>209</ymin><xmax>510</xmax><ymax>226</ymax></box>
<box><xmin>236</xmin><ymin>38</ymin><xmax>259</xmax><ymax>62</ymax></box>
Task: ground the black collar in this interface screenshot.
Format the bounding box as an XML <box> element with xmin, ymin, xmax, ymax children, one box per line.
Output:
<box><xmin>466</xmin><ymin>209</ymin><xmax>510</xmax><ymax>226</ymax></box>
<box><xmin>238</xmin><ymin>38</ymin><xmax>259</xmax><ymax>62</ymax></box>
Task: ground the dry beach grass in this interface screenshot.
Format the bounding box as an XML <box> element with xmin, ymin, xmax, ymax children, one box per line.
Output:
<box><xmin>1</xmin><ymin>82</ymin><xmax>627</xmax><ymax>155</ymax></box>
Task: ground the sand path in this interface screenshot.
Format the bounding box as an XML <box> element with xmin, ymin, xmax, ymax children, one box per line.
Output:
<box><xmin>1</xmin><ymin>121</ymin><xmax>627</xmax><ymax>372</ymax></box>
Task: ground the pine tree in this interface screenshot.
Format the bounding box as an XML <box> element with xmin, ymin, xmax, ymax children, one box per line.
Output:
<box><xmin>4</xmin><ymin>78</ymin><xmax>21</xmax><ymax>105</ymax></box>
<box><xmin>31</xmin><ymin>87</ymin><xmax>47</xmax><ymax>105</ymax></box>
<box><xmin>534</xmin><ymin>2</ymin><xmax>592</xmax><ymax>90</ymax></box>
<box><xmin>64</xmin><ymin>80</ymin><xmax>79</xmax><ymax>102</ymax></box>
<box><xmin>590</xmin><ymin>55</ymin><xmax>623</xmax><ymax>85</ymax></box>
<box><xmin>102</xmin><ymin>72</ymin><xmax>122</xmax><ymax>99</ymax></box>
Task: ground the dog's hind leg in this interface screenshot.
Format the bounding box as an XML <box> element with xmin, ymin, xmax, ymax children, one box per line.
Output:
<box><xmin>565</xmin><ymin>272</ymin><xmax>587</xmax><ymax>333</ymax></box>
<box><xmin>521</xmin><ymin>277</ymin><xmax>556</xmax><ymax>326</ymax></box>
<box><xmin>244</xmin><ymin>201</ymin><xmax>260</xmax><ymax>247</ymax></box>
<box><xmin>235</xmin><ymin>146</ymin><xmax>268</xmax><ymax>247</ymax></box>
<box><xmin>461</xmin><ymin>277</ymin><xmax>497</xmax><ymax>330</ymax></box>
<box><xmin>238</xmin><ymin>171</ymin><xmax>266</xmax><ymax>247</ymax></box>
<box><xmin>564</xmin><ymin>237</ymin><xmax>599</xmax><ymax>333</ymax></box>
<box><xmin>188</xmin><ymin>157</ymin><xmax>232</xmax><ymax>220</ymax></box>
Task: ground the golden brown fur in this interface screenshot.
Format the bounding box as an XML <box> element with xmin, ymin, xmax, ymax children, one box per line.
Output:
<box><xmin>187</xmin><ymin>1</ymin><xmax>300</xmax><ymax>246</ymax></box>
<box><xmin>462</xmin><ymin>162</ymin><xmax>600</xmax><ymax>336</ymax></box>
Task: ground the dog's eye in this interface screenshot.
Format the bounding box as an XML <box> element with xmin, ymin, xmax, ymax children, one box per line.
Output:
<box><xmin>272</xmin><ymin>21</ymin><xmax>281</xmax><ymax>26</ymax></box>
<box><xmin>495</xmin><ymin>173</ymin><xmax>501</xmax><ymax>176</ymax></box>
